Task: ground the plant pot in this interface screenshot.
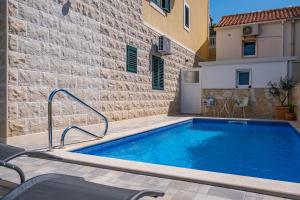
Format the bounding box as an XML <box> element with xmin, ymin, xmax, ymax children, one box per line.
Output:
<box><xmin>285</xmin><ymin>113</ymin><xmax>297</xmax><ymax>121</ymax></box>
<box><xmin>275</xmin><ymin>106</ymin><xmax>289</xmax><ymax>120</ymax></box>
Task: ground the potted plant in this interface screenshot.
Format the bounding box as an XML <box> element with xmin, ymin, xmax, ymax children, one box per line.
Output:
<box><xmin>286</xmin><ymin>104</ymin><xmax>297</xmax><ymax>121</ymax></box>
<box><xmin>268</xmin><ymin>77</ymin><xmax>295</xmax><ymax>120</ymax></box>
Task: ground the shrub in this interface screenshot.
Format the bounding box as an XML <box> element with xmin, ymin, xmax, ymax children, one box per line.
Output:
<box><xmin>268</xmin><ymin>77</ymin><xmax>295</xmax><ymax>106</ymax></box>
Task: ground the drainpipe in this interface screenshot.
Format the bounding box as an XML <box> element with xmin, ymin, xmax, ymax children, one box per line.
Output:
<box><xmin>282</xmin><ymin>20</ymin><xmax>285</xmax><ymax>57</ymax></box>
<box><xmin>291</xmin><ymin>19</ymin><xmax>295</xmax><ymax>57</ymax></box>
<box><xmin>288</xmin><ymin>19</ymin><xmax>296</xmax><ymax>80</ymax></box>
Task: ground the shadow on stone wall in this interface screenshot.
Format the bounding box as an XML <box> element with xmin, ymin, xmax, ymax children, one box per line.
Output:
<box><xmin>167</xmin><ymin>75</ymin><xmax>181</xmax><ymax>115</ymax></box>
<box><xmin>193</xmin><ymin>38</ymin><xmax>209</xmax><ymax>67</ymax></box>
<box><xmin>0</xmin><ymin>0</ymin><xmax>7</xmax><ymax>142</ymax></box>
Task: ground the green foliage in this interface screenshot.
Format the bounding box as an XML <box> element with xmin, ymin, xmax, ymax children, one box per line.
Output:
<box><xmin>268</xmin><ymin>77</ymin><xmax>295</xmax><ymax>106</ymax></box>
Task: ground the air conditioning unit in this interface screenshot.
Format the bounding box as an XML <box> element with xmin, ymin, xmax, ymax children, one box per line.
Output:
<box><xmin>242</xmin><ymin>24</ymin><xmax>259</xmax><ymax>36</ymax></box>
<box><xmin>158</xmin><ymin>36</ymin><xmax>172</xmax><ymax>55</ymax></box>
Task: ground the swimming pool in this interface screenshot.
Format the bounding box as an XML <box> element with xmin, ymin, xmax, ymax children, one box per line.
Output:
<box><xmin>73</xmin><ymin>119</ymin><xmax>300</xmax><ymax>183</ymax></box>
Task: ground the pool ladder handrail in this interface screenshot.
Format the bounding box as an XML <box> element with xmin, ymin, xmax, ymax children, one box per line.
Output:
<box><xmin>48</xmin><ymin>89</ymin><xmax>108</xmax><ymax>151</ymax></box>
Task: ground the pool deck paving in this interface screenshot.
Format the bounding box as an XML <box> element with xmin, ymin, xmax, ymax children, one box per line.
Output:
<box><xmin>2</xmin><ymin>115</ymin><xmax>299</xmax><ymax>200</ymax></box>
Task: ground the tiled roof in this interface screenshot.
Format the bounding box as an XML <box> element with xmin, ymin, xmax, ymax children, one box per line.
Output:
<box><xmin>216</xmin><ymin>6</ymin><xmax>300</xmax><ymax>28</ymax></box>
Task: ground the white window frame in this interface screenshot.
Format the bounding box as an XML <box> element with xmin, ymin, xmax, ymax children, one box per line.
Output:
<box><xmin>150</xmin><ymin>0</ymin><xmax>166</xmax><ymax>16</ymax></box>
<box><xmin>236</xmin><ymin>69</ymin><xmax>252</xmax><ymax>88</ymax></box>
<box><xmin>242</xmin><ymin>40</ymin><xmax>257</xmax><ymax>58</ymax></box>
<box><xmin>183</xmin><ymin>1</ymin><xmax>190</xmax><ymax>32</ymax></box>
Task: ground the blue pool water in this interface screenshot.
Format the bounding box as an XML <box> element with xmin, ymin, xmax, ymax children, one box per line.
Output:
<box><xmin>74</xmin><ymin>119</ymin><xmax>300</xmax><ymax>183</ymax></box>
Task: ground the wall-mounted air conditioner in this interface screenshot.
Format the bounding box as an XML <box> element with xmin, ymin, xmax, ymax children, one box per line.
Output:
<box><xmin>242</xmin><ymin>24</ymin><xmax>259</xmax><ymax>36</ymax></box>
<box><xmin>158</xmin><ymin>36</ymin><xmax>172</xmax><ymax>55</ymax></box>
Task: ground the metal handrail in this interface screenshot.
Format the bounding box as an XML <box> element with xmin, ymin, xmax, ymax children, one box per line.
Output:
<box><xmin>48</xmin><ymin>89</ymin><xmax>108</xmax><ymax>151</ymax></box>
<box><xmin>60</xmin><ymin>125</ymin><xmax>103</xmax><ymax>148</ymax></box>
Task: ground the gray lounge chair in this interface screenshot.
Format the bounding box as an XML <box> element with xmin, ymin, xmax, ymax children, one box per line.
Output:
<box><xmin>0</xmin><ymin>143</ymin><xmax>164</xmax><ymax>200</ymax></box>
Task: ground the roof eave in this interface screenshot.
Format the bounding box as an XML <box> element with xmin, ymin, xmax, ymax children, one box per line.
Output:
<box><xmin>214</xmin><ymin>19</ymin><xmax>289</xmax><ymax>30</ymax></box>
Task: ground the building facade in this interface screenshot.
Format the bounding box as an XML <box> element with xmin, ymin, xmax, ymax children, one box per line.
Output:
<box><xmin>197</xmin><ymin>7</ymin><xmax>300</xmax><ymax>119</ymax></box>
<box><xmin>0</xmin><ymin>0</ymin><xmax>209</xmax><ymax>143</ymax></box>
<box><xmin>215</xmin><ymin>7</ymin><xmax>300</xmax><ymax>81</ymax></box>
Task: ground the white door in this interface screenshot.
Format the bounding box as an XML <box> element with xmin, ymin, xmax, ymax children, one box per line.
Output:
<box><xmin>181</xmin><ymin>69</ymin><xmax>202</xmax><ymax>114</ymax></box>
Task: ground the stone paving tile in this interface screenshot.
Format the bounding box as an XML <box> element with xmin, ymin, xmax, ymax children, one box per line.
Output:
<box><xmin>244</xmin><ymin>192</ymin><xmax>264</xmax><ymax>200</ymax></box>
<box><xmin>0</xmin><ymin>157</ymin><xmax>292</xmax><ymax>200</ymax></box>
<box><xmin>193</xmin><ymin>193</ymin><xmax>231</xmax><ymax>200</ymax></box>
<box><xmin>208</xmin><ymin>187</ymin><xmax>245</xmax><ymax>200</ymax></box>
<box><xmin>171</xmin><ymin>190</ymin><xmax>198</xmax><ymax>200</ymax></box>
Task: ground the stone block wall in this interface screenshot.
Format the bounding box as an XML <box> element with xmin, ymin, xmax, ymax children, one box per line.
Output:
<box><xmin>4</xmin><ymin>0</ymin><xmax>197</xmax><ymax>139</ymax></box>
<box><xmin>202</xmin><ymin>89</ymin><xmax>279</xmax><ymax>119</ymax></box>
<box><xmin>291</xmin><ymin>84</ymin><xmax>300</xmax><ymax>122</ymax></box>
<box><xmin>0</xmin><ymin>0</ymin><xmax>7</xmax><ymax>141</ymax></box>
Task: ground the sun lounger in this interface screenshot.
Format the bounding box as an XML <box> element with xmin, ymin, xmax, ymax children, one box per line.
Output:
<box><xmin>0</xmin><ymin>143</ymin><xmax>164</xmax><ymax>200</ymax></box>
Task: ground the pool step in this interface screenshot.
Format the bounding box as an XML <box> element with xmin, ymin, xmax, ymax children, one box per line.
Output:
<box><xmin>228</xmin><ymin>121</ymin><xmax>248</xmax><ymax>125</ymax></box>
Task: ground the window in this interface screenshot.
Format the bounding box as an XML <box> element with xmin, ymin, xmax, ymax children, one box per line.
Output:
<box><xmin>183</xmin><ymin>71</ymin><xmax>199</xmax><ymax>83</ymax></box>
<box><xmin>243</xmin><ymin>41</ymin><xmax>256</xmax><ymax>57</ymax></box>
<box><xmin>162</xmin><ymin>0</ymin><xmax>171</xmax><ymax>12</ymax></box>
<box><xmin>152</xmin><ymin>55</ymin><xmax>164</xmax><ymax>90</ymax></box>
<box><xmin>150</xmin><ymin>0</ymin><xmax>171</xmax><ymax>13</ymax></box>
<box><xmin>151</xmin><ymin>0</ymin><xmax>161</xmax><ymax>7</ymax></box>
<box><xmin>184</xmin><ymin>1</ymin><xmax>190</xmax><ymax>31</ymax></box>
<box><xmin>126</xmin><ymin>45</ymin><xmax>137</xmax><ymax>73</ymax></box>
<box><xmin>236</xmin><ymin>69</ymin><xmax>251</xmax><ymax>88</ymax></box>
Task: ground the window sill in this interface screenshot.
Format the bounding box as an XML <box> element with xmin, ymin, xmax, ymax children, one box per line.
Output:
<box><xmin>152</xmin><ymin>87</ymin><xmax>165</xmax><ymax>91</ymax></box>
<box><xmin>243</xmin><ymin>55</ymin><xmax>257</xmax><ymax>58</ymax></box>
<box><xmin>184</xmin><ymin>26</ymin><xmax>190</xmax><ymax>32</ymax></box>
<box><xmin>236</xmin><ymin>85</ymin><xmax>252</xmax><ymax>89</ymax></box>
<box><xmin>150</xmin><ymin>2</ymin><xmax>166</xmax><ymax>16</ymax></box>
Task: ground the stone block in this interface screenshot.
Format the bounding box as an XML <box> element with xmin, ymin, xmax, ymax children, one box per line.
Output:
<box><xmin>8</xmin><ymin>68</ymin><xmax>17</xmax><ymax>85</ymax></box>
<box><xmin>27</xmin><ymin>23</ymin><xmax>49</xmax><ymax>42</ymax></box>
<box><xmin>18</xmin><ymin>102</ymin><xmax>40</xmax><ymax>118</ymax></box>
<box><xmin>18</xmin><ymin>38</ymin><xmax>41</xmax><ymax>55</ymax></box>
<box><xmin>8</xmin><ymin>86</ymin><xmax>27</xmax><ymax>102</ymax></box>
<box><xmin>49</xmin><ymin>30</ymin><xmax>65</xmax><ymax>46</ymax></box>
<box><xmin>57</xmin><ymin>75</ymin><xmax>76</xmax><ymax>88</ymax></box>
<box><xmin>70</xmin><ymin>115</ymin><xmax>87</xmax><ymax>126</ymax></box>
<box><xmin>8</xmin><ymin>17</ymin><xmax>26</xmax><ymax>35</ymax></box>
<box><xmin>53</xmin><ymin>116</ymin><xmax>69</xmax><ymax>129</ymax></box>
<box><xmin>25</xmin><ymin>54</ymin><xmax>50</xmax><ymax>72</ymax></box>
<box><xmin>61</xmin><ymin>102</ymin><xmax>77</xmax><ymax>115</ymax></box>
<box><xmin>27</xmin><ymin>0</ymin><xmax>49</xmax><ymax>13</ymax></box>
<box><xmin>41</xmin><ymin>43</ymin><xmax>61</xmax><ymax>57</ymax></box>
<box><xmin>27</xmin><ymin>87</ymin><xmax>49</xmax><ymax>102</ymax></box>
<box><xmin>39</xmin><ymin>12</ymin><xmax>59</xmax><ymax>29</ymax></box>
<box><xmin>27</xmin><ymin>118</ymin><xmax>43</xmax><ymax>133</ymax></box>
<box><xmin>18</xmin><ymin>3</ymin><xmax>40</xmax><ymax>24</ymax></box>
<box><xmin>8</xmin><ymin>0</ymin><xmax>17</xmax><ymax>17</ymax></box>
<box><xmin>18</xmin><ymin>70</ymin><xmax>41</xmax><ymax>86</ymax></box>
<box><xmin>40</xmin><ymin>102</ymin><xmax>60</xmax><ymax>117</ymax></box>
<box><xmin>8</xmin><ymin>119</ymin><xmax>26</xmax><ymax>137</ymax></box>
<box><xmin>8</xmin><ymin>34</ymin><xmax>17</xmax><ymax>51</ymax></box>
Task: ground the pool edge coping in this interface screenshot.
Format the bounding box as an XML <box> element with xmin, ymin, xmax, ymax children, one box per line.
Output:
<box><xmin>48</xmin><ymin>116</ymin><xmax>300</xmax><ymax>200</ymax></box>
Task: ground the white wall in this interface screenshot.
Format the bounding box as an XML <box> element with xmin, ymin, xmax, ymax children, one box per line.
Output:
<box><xmin>216</xmin><ymin>22</ymin><xmax>285</xmax><ymax>61</ymax></box>
<box><xmin>200</xmin><ymin>60</ymin><xmax>288</xmax><ymax>89</ymax></box>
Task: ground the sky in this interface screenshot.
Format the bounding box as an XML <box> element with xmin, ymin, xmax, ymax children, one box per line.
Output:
<box><xmin>210</xmin><ymin>0</ymin><xmax>300</xmax><ymax>24</ymax></box>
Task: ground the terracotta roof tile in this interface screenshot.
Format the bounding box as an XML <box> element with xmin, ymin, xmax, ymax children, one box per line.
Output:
<box><xmin>216</xmin><ymin>6</ymin><xmax>300</xmax><ymax>27</ymax></box>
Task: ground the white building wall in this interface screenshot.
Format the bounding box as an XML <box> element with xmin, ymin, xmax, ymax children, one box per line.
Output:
<box><xmin>215</xmin><ymin>21</ymin><xmax>300</xmax><ymax>61</ymax></box>
<box><xmin>199</xmin><ymin>59</ymin><xmax>290</xmax><ymax>89</ymax></box>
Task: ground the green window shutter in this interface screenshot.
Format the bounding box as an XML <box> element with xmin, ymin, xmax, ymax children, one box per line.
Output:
<box><xmin>158</xmin><ymin>59</ymin><xmax>164</xmax><ymax>89</ymax></box>
<box><xmin>152</xmin><ymin>56</ymin><xmax>164</xmax><ymax>90</ymax></box>
<box><xmin>126</xmin><ymin>45</ymin><xmax>137</xmax><ymax>73</ymax></box>
<box><xmin>162</xmin><ymin>0</ymin><xmax>171</xmax><ymax>13</ymax></box>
